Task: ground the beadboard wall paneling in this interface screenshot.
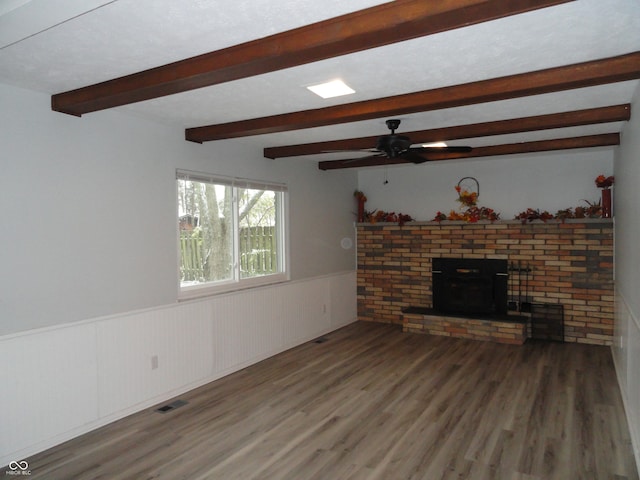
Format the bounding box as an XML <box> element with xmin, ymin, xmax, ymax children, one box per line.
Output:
<box><xmin>629</xmin><ymin>308</ymin><xmax>640</xmax><ymax>466</ymax></box>
<box><xmin>211</xmin><ymin>286</ymin><xmax>286</xmax><ymax>372</ymax></box>
<box><xmin>613</xmin><ymin>292</ymin><xmax>640</xmax><ymax>470</ymax></box>
<box><xmin>0</xmin><ymin>323</ymin><xmax>99</xmax><ymax>462</ymax></box>
<box><xmin>330</xmin><ymin>270</ymin><xmax>358</xmax><ymax>328</ymax></box>
<box><xmin>96</xmin><ymin>301</ymin><xmax>214</xmax><ymax>418</ymax></box>
<box><xmin>282</xmin><ymin>278</ymin><xmax>331</xmax><ymax>346</ymax></box>
<box><xmin>0</xmin><ymin>271</ymin><xmax>356</xmax><ymax>467</ymax></box>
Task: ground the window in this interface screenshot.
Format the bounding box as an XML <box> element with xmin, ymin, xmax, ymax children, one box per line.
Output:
<box><xmin>177</xmin><ymin>170</ymin><xmax>287</xmax><ymax>298</ymax></box>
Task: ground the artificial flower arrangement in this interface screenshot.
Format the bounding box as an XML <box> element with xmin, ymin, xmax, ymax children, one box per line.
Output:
<box><xmin>595</xmin><ymin>175</ymin><xmax>614</xmax><ymax>189</ymax></box>
<box><xmin>355</xmin><ymin>190</ymin><xmax>414</xmax><ymax>225</ymax></box>
<box><xmin>432</xmin><ymin>184</ymin><xmax>500</xmax><ymax>223</ymax></box>
<box><xmin>360</xmin><ymin>175</ymin><xmax>609</xmax><ymax>226</ymax></box>
<box><xmin>354</xmin><ymin>190</ymin><xmax>368</xmax><ymax>222</ymax></box>
<box><xmin>353</xmin><ymin>190</ymin><xmax>413</xmax><ymax>225</ymax></box>
<box><xmin>455</xmin><ymin>185</ymin><xmax>478</xmax><ymax>207</ymax></box>
<box><xmin>365</xmin><ymin>210</ymin><xmax>414</xmax><ymax>226</ymax></box>
<box><xmin>514</xmin><ymin>208</ymin><xmax>554</xmax><ymax>223</ymax></box>
<box><xmin>514</xmin><ymin>175</ymin><xmax>613</xmax><ymax>222</ymax></box>
<box><xmin>433</xmin><ymin>207</ymin><xmax>499</xmax><ymax>223</ymax></box>
<box><xmin>353</xmin><ymin>190</ymin><xmax>368</xmax><ymax>201</ymax></box>
<box><xmin>515</xmin><ymin>199</ymin><xmax>602</xmax><ymax>223</ymax></box>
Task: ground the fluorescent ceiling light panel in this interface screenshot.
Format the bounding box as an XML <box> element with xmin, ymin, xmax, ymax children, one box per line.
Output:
<box><xmin>307</xmin><ymin>79</ymin><xmax>355</xmax><ymax>99</ymax></box>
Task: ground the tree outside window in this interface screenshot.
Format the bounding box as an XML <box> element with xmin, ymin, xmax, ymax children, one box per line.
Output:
<box><xmin>177</xmin><ymin>171</ymin><xmax>286</xmax><ymax>295</ymax></box>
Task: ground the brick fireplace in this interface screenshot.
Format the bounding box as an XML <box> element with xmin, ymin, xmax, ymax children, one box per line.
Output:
<box><xmin>356</xmin><ymin>219</ymin><xmax>613</xmax><ymax>345</ymax></box>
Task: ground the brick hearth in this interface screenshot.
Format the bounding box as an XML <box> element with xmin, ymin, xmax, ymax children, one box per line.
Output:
<box><xmin>357</xmin><ymin>219</ymin><xmax>613</xmax><ymax>345</ymax></box>
<box><xmin>403</xmin><ymin>310</ymin><xmax>528</xmax><ymax>345</ymax></box>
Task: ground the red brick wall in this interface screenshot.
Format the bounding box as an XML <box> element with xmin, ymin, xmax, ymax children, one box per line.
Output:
<box><xmin>357</xmin><ymin>220</ymin><xmax>614</xmax><ymax>345</ymax></box>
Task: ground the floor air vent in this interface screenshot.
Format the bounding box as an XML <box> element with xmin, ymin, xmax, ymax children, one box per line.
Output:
<box><xmin>156</xmin><ymin>399</ymin><xmax>188</xmax><ymax>413</ymax></box>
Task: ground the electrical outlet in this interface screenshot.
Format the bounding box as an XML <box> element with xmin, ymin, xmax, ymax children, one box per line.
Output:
<box><xmin>151</xmin><ymin>355</ymin><xmax>159</xmax><ymax>370</ymax></box>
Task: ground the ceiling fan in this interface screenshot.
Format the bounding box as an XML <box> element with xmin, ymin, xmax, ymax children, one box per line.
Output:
<box><xmin>333</xmin><ymin>119</ymin><xmax>472</xmax><ymax>164</ymax></box>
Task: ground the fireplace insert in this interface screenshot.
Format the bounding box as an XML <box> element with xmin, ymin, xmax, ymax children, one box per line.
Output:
<box><xmin>432</xmin><ymin>258</ymin><xmax>508</xmax><ymax>315</ymax></box>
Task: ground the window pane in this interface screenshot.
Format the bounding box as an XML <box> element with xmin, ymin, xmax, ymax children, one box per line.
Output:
<box><xmin>238</xmin><ymin>188</ymin><xmax>279</xmax><ymax>279</ymax></box>
<box><xmin>177</xmin><ymin>170</ymin><xmax>287</xmax><ymax>296</ymax></box>
<box><xmin>178</xmin><ymin>179</ymin><xmax>234</xmax><ymax>286</ymax></box>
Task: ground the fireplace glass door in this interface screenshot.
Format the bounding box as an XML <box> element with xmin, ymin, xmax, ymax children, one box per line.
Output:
<box><xmin>432</xmin><ymin>258</ymin><xmax>508</xmax><ymax>315</ymax></box>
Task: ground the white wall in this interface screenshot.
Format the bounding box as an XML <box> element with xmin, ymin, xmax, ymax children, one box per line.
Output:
<box><xmin>358</xmin><ymin>148</ymin><xmax>613</xmax><ymax>221</ymax></box>
<box><xmin>0</xmin><ymin>81</ymin><xmax>359</xmax><ymax>465</ymax></box>
<box><xmin>613</xmin><ymin>81</ymin><xmax>640</xmax><ymax>467</ymax></box>
<box><xmin>0</xmin><ymin>83</ymin><xmax>357</xmax><ymax>335</ymax></box>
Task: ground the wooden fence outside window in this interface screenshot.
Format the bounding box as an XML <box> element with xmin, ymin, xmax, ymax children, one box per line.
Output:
<box><xmin>180</xmin><ymin>226</ymin><xmax>277</xmax><ymax>282</ymax></box>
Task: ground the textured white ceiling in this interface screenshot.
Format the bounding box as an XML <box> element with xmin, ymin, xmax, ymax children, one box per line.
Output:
<box><xmin>0</xmin><ymin>0</ymin><xmax>639</xmax><ymax>162</ymax></box>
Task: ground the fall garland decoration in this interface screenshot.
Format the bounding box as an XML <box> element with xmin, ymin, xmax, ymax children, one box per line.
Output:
<box><xmin>432</xmin><ymin>183</ymin><xmax>500</xmax><ymax>223</ymax></box>
<box><xmin>355</xmin><ymin>190</ymin><xmax>414</xmax><ymax>225</ymax></box>
<box><xmin>515</xmin><ymin>199</ymin><xmax>602</xmax><ymax>223</ymax></box>
<box><xmin>358</xmin><ymin>175</ymin><xmax>610</xmax><ymax>226</ymax></box>
<box><xmin>364</xmin><ymin>210</ymin><xmax>414</xmax><ymax>226</ymax></box>
<box><xmin>433</xmin><ymin>207</ymin><xmax>500</xmax><ymax>223</ymax></box>
<box><xmin>514</xmin><ymin>208</ymin><xmax>554</xmax><ymax>223</ymax></box>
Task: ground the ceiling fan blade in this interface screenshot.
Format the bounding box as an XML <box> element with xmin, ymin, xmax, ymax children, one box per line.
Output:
<box><xmin>319</xmin><ymin>155</ymin><xmax>408</xmax><ymax>170</ymax></box>
<box><xmin>321</xmin><ymin>148</ymin><xmax>380</xmax><ymax>154</ymax></box>
<box><xmin>402</xmin><ymin>152</ymin><xmax>431</xmax><ymax>164</ymax></box>
<box><xmin>341</xmin><ymin>152</ymin><xmax>386</xmax><ymax>164</ymax></box>
<box><xmin>408</xmin><ymin>146</ymin><xmax>472</xmax><ymax>153</ymax></box>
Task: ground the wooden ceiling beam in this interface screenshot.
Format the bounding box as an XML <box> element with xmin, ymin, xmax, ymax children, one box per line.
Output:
<box><xmin>187</xmin><ymin>52</ymin><xmax>640</xmax><ymax>143</ymax></box>
<box><xmin>51</xmin><ymin>0</ymin><xmax>573</xmax><ymax>116</ymax></box>
<box><xmin>264</xmin><ymin>104</ymin><xmax>630</xmax><ymax>158</ymax></box>
<box><xmin>317</xmin><ymin>133</ymin><xmax>620</xmax><ymax>170</ymax></box>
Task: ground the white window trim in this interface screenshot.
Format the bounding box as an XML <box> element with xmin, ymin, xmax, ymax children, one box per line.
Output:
<box><xmin>176</xmin><ymin>169</ymin><xmax>290</xmax><ymax>300</ymax></box>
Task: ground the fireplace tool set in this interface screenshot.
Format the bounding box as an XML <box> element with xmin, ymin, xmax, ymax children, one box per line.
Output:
<box><xmin>508</xmin><ymin>261</ymin><xmax>532</xmax><ymax>313</ymax></box>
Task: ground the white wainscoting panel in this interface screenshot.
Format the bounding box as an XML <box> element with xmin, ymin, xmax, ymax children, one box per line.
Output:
<box><xmin>0</xmin><ymin>323</ymin><xmax>98</xmax><ymax>462</ymax></box>
<box><xmin>210</xmin><ymin>286</ymin><xmax>286</xmax><ymax>373</ymax></box>
<box><xmin>613</xmin><ymin>292</ymin><xmax>640</xmax><ymax>469</ymax></box>
<box><xmin>627</xmin><ymin>304</ymin><xmax>640</xmax><ymax>465</ymax></box>
<box><xmin>282</xmin><ymin>277</ymin><xmax>331</xmax><ymax>346</ymax></box>
<box><xmin>96</xmin><ymin>300</ymin><xmax>214</xmax><ymax>418</ymax></box>
<box><xmin>330</xmin><ymin>271</ymin><xmax>357</xmax><ymax>328</ymax></box>
<box><xmin>0</xmin><ymin>271</ymin><xmax>356</xmax><ymax>467</ymax></box>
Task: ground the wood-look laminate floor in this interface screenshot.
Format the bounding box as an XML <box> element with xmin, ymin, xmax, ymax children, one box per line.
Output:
<box><xmin>23</xmin><ymin>322</ymin><xmax>638</xmax><ymax>479</ymax></box>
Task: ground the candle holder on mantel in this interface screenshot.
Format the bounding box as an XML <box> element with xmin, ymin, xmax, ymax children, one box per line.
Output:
<box><xmin>354</xmin><ymin>190</ymin><xmax>367</xmax><ymax>222</ymax></box>
<box><xmin>595</xmin><ymin>175</ymin><xmax>614</xmax><ymax>218</ymax></box>
<box><xmin>601</xmin><ymin>189</ymin><xmax>612</xmax><ymax>218</ymax></box>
